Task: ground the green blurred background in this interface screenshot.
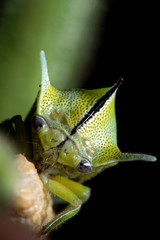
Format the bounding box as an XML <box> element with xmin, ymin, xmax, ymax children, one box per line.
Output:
<box><xmin>0</xmin><ymin>0</ymin><xmax>107</xmax><ymax>121</ymax></box>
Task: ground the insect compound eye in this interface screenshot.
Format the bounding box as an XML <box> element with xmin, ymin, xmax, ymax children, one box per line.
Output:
<box><xmin>77</xmin><ymin>159</ymin><xmax>93</xmax><ymax>173</ymax></box>
<box><xmin>32</xmin><ymin>115</ymin><xmax>46</xmax><ymax>131</ymax></box>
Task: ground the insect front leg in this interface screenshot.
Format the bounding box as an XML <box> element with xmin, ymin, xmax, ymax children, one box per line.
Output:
<box><xmin>41</xmin><ymin>175</ymin><xmax>91</xmax><ymax>234</ymax></box>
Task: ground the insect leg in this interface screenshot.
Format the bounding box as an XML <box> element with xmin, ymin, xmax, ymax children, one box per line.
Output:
<box><xmin>41</xmin><ymin>175</ymin><xmax>90</xmax><ymax>234</ymax></box>
<box><xmin>46</xmin><ymin>178</ymin><xmax>82</xmax><ymax>207</ymax></box>
<box><xmin>51</xmin><ymin>175</ymin><xmax>91</xmax><ymax>204</ymax></box>
<box><xmin>42</xmin><ymin>203</ymin><xmax>81</xmax><ymax>234</ymax></box>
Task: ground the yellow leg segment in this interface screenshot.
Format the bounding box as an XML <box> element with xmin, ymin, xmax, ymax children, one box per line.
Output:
<box><xmin>52</xmin><ymin>175</ymin><xmax>90</xmax><ymax>203</ymax></box>
<box><xmin>41</xmin><ymin>175</ymin><xmax>91</xmax><ymax>234</ymax></box>
<box><xmin>47</xmin><ymin>179</ymin><xmax>82</xmax><ymax>207</ymax></box>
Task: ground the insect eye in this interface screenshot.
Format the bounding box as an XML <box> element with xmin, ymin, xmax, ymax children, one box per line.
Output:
<box><xmin>77</xmin><ymin>159</ymin><xmax>93</xmax><ymax>173</ymax></box>
<box><xmin>32</xmin><ymin>115</ymin><xmax>46</xmax><ymax>131</ymax></box>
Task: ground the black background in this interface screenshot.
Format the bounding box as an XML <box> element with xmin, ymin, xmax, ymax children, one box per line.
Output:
<box><xmin>51</xmin><ymin>0</ymin><xmax>159</xmax><ymax>239</ymax></box>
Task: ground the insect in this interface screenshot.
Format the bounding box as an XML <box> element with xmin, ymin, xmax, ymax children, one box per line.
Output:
<box><xmin>0</xmin><ymin>51</ymin><xmax>156</xmax><ymax>234</ymax></box>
